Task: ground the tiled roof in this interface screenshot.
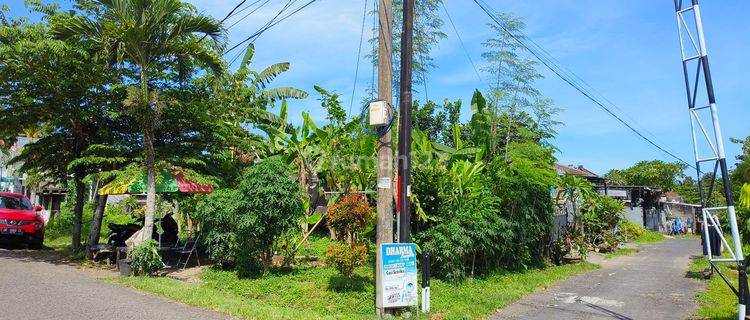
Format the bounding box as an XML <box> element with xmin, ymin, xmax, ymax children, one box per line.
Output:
<box><xmin>554</xmin><ymin>163</ymin><xmax>599</xmax><ymax>178</ymax></box>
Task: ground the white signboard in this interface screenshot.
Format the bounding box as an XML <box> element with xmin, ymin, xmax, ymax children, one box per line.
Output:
<box><xmin>379</xmin><ymin>243</ymin><xmax>418</xmax><ymax>308</ymax></box>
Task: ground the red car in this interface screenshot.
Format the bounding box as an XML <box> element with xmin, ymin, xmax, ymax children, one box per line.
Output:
<box><xmin>0</xmin><ymin>192</ymin><xmax>45</xmax><ymax>249</ymax></box>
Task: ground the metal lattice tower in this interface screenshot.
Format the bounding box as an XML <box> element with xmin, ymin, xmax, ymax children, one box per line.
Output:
<box><xmin>674</xmin><ymin>1</ymin><xmax>749</xmax><ymax>318</ymax></box>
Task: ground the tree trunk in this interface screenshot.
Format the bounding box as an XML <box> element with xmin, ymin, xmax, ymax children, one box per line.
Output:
<box><xmin>298</xmin><ymin>161</ymin><xmax>309</xmax><ymax>234</ymax></box>
<box><xmin>85</xmin><ymin>193</ymin><xmax>108</xmax><ymax>259</ymax></box>
<box><xmin>140</xmin><ymin>65</ymin><xmax>156</xmax><ymax>244</ymax></box>
<box><xmin>143</xmin><ymin>126</ymin><xmax>156</xmax><ymax>242</ymax></box>
<box><xmin>71</xmin><ymin>174</ymin><xmax>86</xmax><ymax>252</ymax></box>
<box><xmin>504</xmin><ymin>100</ymin><xmax>516</xmax><ymax>161</ymax></box>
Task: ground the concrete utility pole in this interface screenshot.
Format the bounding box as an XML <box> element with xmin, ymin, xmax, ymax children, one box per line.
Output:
<box><xmin>397</xmin><ymin>0</ymin><xmax>414</xmax><ymax>243</ymax></box>
<box><xmin>375</xmin><ymin>0</ymin><xmax>394</xmax><ymax>316</ymax></box>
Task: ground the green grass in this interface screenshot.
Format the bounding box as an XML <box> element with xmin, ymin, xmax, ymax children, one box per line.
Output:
<box><xmin>675</xmin><ymin>233</ymin><xmax>702</xmax><ymax>240</ymax></box>
<box><xmin>688</xmin><ymin>244</ymin><xmax>750</xmax><ymax>320</ymax></box>
<box><xmin>604</xmin><ymin>248</ymin><xmax>639</xmax><ymax>260</ymax></box>
<box><xmin>110</xmin><ymin>261</ymin><xmax>598</xmax><ymax>319</ymax></box>
<box><xmin>689</xmin><ymin>255</ymin><xmax>739</xmax><ymax>320</ymax></box>
<box><xmin>634</xmin><ymin>229</ymin><xmax>666</xmax><ymax>244</ymax></box>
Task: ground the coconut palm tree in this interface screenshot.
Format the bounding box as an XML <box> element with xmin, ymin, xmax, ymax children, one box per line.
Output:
<box><xmin>52</xmin><ymin>0</ymin><xmax>226</xmax><ymax>241</ymax></box>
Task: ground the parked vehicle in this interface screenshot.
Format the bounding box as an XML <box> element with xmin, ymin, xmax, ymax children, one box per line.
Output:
<box><xmin>106</xmin><ymin>222</ymin><xmax>142</xmax><ymax>248</ymax></box>
<box><xmin>0</xmin><ymin>192</ymin><xmax>45</xmax><ymax>249</ymax></box>
<box><xmin>106</xmin><ymin>214</ymin><xmax>179</xmax><ymax>248</ymax></box>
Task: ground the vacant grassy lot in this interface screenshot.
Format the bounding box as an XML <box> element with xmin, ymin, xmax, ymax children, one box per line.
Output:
<box><xmin>111</xmin><ymin>261</ymin><xmax>598</xmax><ymax>319</ymax></box>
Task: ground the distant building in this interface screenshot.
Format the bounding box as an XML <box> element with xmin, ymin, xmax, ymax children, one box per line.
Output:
<box><xmin>554</xmin><ymin>163</ymin><xmax>606</xmax><ymax>187</ymax></box>
<box><xmin>553</xmin><ymin>162</ymin><xmax>699</xmax><ymax>234</ymax></box>
<box><xmin>1</xmin><ymin>137</ymin><xmax>67</xmax><ymax>215</ymax></box>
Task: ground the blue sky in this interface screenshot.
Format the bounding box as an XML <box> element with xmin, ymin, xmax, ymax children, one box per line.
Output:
<box><xmin>5</xmin><ymin>0</ymin><xmax>750</xmax><ymax>176</ymax></box>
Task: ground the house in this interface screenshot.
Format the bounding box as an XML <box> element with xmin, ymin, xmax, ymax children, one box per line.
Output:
<box><xmin>553</xmin><ymin>162</ymin><xmax>701</xmax><ymax>234</ymax></box>
<box><xmin>661</xmin><ymin>192</ymin><xmax>700</xmax><ymax>233</ymax></box>
<box><xmin>1</xmin><ymin>136</ymin><xmax>67</xmax><ymax>214</ymax></box>
<box><xmin>551</xmin><ymin>163</ymin><xmax>609</xmax><ymax>240</ymax></box>
<box><xmin>554</xmin><ymin>163</ymin><xmax>607</xmax><ymax>187</ymax></box>
<box><xmin>598</xmin><ymin>185</ymin><xmax>663</xmax><ymax>231</ymax></box>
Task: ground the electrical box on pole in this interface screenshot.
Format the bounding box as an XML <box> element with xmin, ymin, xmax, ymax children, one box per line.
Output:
<box><xmin>674</xmin><ymin>1</ymin><xmax>749</xmax><ymax>318</ymax></box>
<box><xmin>369</xmin><ymin>101</ymin><xmax>392</xmax><ymax>127</ymax></box>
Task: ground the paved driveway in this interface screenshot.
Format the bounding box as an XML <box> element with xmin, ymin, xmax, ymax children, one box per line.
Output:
<box><xmin>0</xmin><ymin>247</ymin><xmax>229</xmax><ymax>320</ymax></box>
<box><xmin>493</xmin><ymin>239</ymin><xmax>704</xmax><ymax>320</ymax></box>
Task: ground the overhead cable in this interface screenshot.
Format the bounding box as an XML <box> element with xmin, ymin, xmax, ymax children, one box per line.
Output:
<box><xmin>350</xmin><ymin>0</ymin><xmax>370</xmax><ymax>114</ymax></box>
<box><xmin>472</xmin><ymin>0</ymin><xmax>695</xmax><ymax>169</ymax></box>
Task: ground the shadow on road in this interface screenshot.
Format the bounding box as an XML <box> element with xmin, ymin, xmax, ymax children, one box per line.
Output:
<box><xmin>577</xmin><ymin>300</ymin><xmax>634</xmax><ymax>320</ymax></box>
<box><xmin>0</xmin><ymin>241</ymin><xmax>83</xmax><ymax>267</ymax></box>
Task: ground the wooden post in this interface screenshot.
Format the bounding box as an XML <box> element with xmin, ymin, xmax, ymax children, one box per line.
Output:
<box><xmin>375</xmin><ymin>0</ymin><xmax>394</xmax><ymax>316</ymax></box>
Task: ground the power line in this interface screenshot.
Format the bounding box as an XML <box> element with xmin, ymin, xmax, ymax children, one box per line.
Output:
<box><xmin>225</xmin><ymin>0</ymin><xmax>265</xmax><ymax>22</ymax></box>
<box><xmin>517</xmin><ymin>24</ymin><xmax>677</xmax><ymax>158</ymax></box>
<box><xmin>349</xmin><ymin>0</ymin><xmax>370</xmax><ymax>114</ymax></box>
<box><xmin>227</xmin><ymin>0</ymin><xmax>301</xmax><ymax>65</ymax></box>
<box><xmin>226</xmin><ymin>0</ymin><xmax>273</xmax><ymax>30</ymax></box>
<box><xmin>221</xmin><ymin>0</ymin><xmax>249</xmax><ymax>22</ymax></box>
<box><xmin>472</xmin><ymin>0</ymin><xmax>695</xmax><ymax>169</ymax></box>
<box><xmin>441</xmin><ymin>2</ymin><xmax>483</xmax><ymax>84</ymax></box>
<box><xmin>225</xmin><ymin>0</ymin><xmax>318</xmax><ymax>56</ymax></box>
<box><xmin>197</xmin><ymin>0</ymin><xmax>251</xmax><ymax>43</ymax></box>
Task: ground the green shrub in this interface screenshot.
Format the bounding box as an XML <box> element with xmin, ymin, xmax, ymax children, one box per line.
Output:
<box><xmin>195</xmin><ymin>189</ymin><xmax>240</xmax><ymax>267</ymax></box>
<box><xmin>102</xmin><ymin>203</ymin><xmax>138</xmax><ymax>235</ymax></box>
<box><xmin>129</xmin><ymin>239</ymin><xmax>164</xmax><ymax>276</ymax></box>
<box><xmin>620</xmin><ymin>219</ymin><xmax>645</xmax><ymax>241</ymax></box>
<box><xmin>324</xmin><ymin>194</ymin><xmax>374</xmax><ymax>279</ymax></box>
<box><xmin>324</xmin><ymin>242</ymin><xmax>368</xmax><ymax>279</ymax></box>
<box><xmin>235</xmin><ymin>157</ymin><xmax>304</xmax><ymax>276</ymax></box>
<box><xmin>411</xmin><ymin>140</ymin><xmax>558</xmax><ymax>281</ymax></box>
<box><xmin>579</xmin><ymin>194</ymin><xmax>625</xmax><ymax>252</ymax></box>
<box><xmin>46</xmin><ymin>200</ymin><xmax>95</xmax><ymax>239</ymax></box>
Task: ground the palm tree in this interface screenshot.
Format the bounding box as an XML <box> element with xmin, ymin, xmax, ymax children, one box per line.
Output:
<box><xmin>52</xmin><ymin>0</ymin><xmax>226</xmax><ymax>241</ymax></box>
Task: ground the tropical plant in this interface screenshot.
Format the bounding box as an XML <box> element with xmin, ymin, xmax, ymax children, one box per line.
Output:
<box><xmin>482</xmin><ymin>12</ymin><xmax>560</xmax><ymax>158</ymax></box>
<box><xmin>368</xmin><ymin>0</ymin><xmax>447</xmax><ymax>93</ymax></box>
<box><xmin>52</xmin><ymin>0</ymin><xmax>226</xmax><ymax>243</ymax></box>
<box><xmin>209</xmin><ymin>43</ymin><xmax>307</xmax><ymax>138</ymax></box>
<box><xmin>129</xmin><ymin>239</ymin><xmax>165</xmax><ymax>276</ymax></box>
<box><xmin>194</xmin><ymin>189</ymin><xmax>240</xmax><ymax>267</ymax></box>
<box><xmin>579</xmin><ymin>193</ymin><xmax>625</xmax><ymax>252</ymax></box>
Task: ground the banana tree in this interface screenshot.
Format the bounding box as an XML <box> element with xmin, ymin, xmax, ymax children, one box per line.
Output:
<box><xmin>265</xmin><ymin>110</ymin><xmax>323</xmax><ymax>232</ymax></box>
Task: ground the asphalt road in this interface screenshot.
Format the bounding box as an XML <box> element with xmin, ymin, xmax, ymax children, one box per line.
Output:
<box><xmin>493</xmin><ymin>238</ymin><xmax>704</xmax><ymax>320</ymax></box>
<box><xmin>0</xmin><ymin>247</ymin><xmax>229</xmax><ymax>320</ymax></box>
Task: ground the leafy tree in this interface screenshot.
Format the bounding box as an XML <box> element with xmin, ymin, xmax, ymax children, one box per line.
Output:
<box><xmin>481</xmin><ymin>12</ymin><xmax>561</xmax><ymax>158</ymax></box>
<box><xmin>235</xmin><ymin>157</ymin><xmax>304</xmax><ymax>276</ymax></box>
<box><xmin>604</xmin><ymin>160</ymin><xmax>687</xmax><ymax>192</ymax></box>
<box><xmin>674</xmin><ymin>176</ymin><xmax>701</xmax><ymax>204</ymax></box>
<box><xmin>0</xmin><ymin>3</ymin><xmax>128</xmax><ymax>251</ymax></box>
<box><xmin>412</xmin><ymin>99</ymin><xmax>462</xmax><ymax>145</ymax></box>
<box><xmin>52</xmin><ymin>0</ymin><xmax>226</xmax><ymax>241</ymax></box>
